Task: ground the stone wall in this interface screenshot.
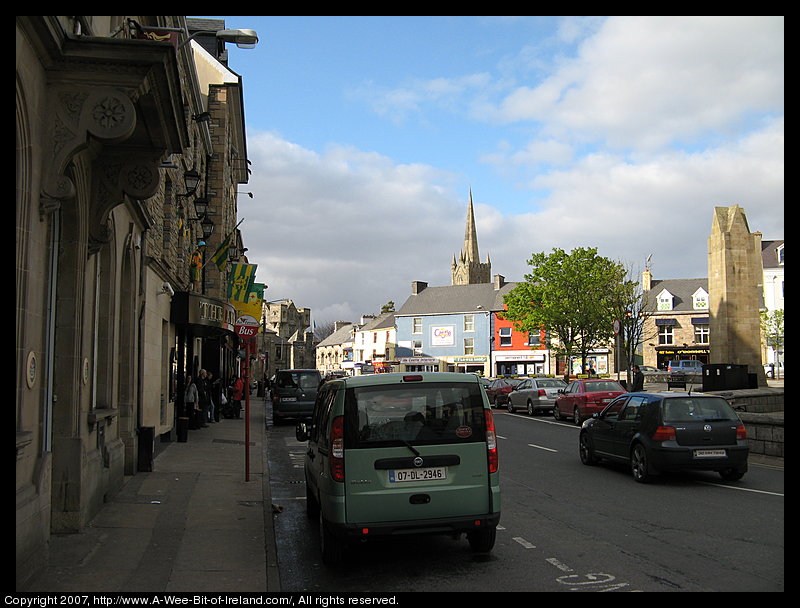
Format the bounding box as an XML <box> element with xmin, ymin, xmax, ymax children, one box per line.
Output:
<box><xmin>704</xmin><ymin>387</ymin><xmax>784</xmax><ymax>459</ymax></box>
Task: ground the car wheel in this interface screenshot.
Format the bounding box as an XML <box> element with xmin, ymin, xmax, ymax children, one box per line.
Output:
<box><xmin>719</xmin><ymin>467</ymin><xmax>745</xmax><ymax>481</ymax></box>
<box><xmin>319</xmin><ymin>512</ymin><xmax>345</xmax><ymax>566</ymax></box>
<box><xmin>467</xmin><ymin>525</ymin><xmax>497</xmax><ymax>553</ymax></box>
<box><xmin>553</xmin><ymin>405</ymin><xmax>563</xmax><ymax>421</ymax></box>
<box><xmin>579</xmin><ymin>432</ymin><xmax>597</xmax><ymax>465</ymax></box>
<box><xmin>527</xmin><ymin>401</ymin><xmax>534</xmax><ymax>416</ymax></box>
<box><xmin>507</xmin><ymin>399</ymin><xmax>515</xmax><ymax>413</ymax></box>
<box><xmin>630</xmin><ymin>444</ymin><xmax>651</xmax><ymax>483</ymax></box>
<box><xmin>573</xmin><ymin>407</ymin><xmax>582</xmax><ymax>426</ymax></box>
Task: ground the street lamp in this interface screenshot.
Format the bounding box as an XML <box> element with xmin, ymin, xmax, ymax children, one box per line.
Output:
<box><xmin>200</xmin><ymin>215</ymin><xmax>214</xmax><ymax>239</ymax></box>
<box><xmin>178</xmin><ymin>27</ymin><xmax>259</xmax><ymax>49</ymax></box>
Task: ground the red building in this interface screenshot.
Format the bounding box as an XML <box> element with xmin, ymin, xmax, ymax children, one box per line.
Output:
<box><xmin>492</xmin><ymin>311</ymin><xmax>550</xmax><ymax>376</ymax></box>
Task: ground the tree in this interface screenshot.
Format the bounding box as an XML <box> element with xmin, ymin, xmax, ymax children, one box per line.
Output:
<box><xmin>608</xmin><ymin>266</ymin><xmax>659</xmax><ymax>385</ymax></box>
<box><xmin>503</xmin><ymin>247</ymin><xmax>627</xmax><ymax>381</ymax></box>
<box><xmin>380</xmin><ymin>301</ymin><xmax>396</xmax><ymax>314</ymax></box>
<box><xmin>760</xmin><ymin>309</ymin><xmax>784</xmax><ymax>377</ymax></box>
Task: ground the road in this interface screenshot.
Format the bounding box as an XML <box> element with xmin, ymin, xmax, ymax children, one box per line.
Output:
<box><xmin>266</xmin><ymin>406</ymin><xmax>784</xmax><ymax>593</ymax></box>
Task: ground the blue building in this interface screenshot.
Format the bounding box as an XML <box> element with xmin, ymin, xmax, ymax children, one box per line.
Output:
<box><xmin>395</xmin><ymin>277</ymin><xmax>515</xmax><ymax>374</ymax></box>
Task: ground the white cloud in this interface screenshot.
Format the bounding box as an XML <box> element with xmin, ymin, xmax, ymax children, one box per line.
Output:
<box><xmin>235</xmin><ymin>17</ymin><xmax>783</xmax><ymax>326</ymax></box>
<box><xmin>494</xmin><ymin>16</ymin><xmax>784</xmax><ymax>151</ymax></box>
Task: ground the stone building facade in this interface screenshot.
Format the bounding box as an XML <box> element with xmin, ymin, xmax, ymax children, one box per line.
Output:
<box><xmin>16</xmin><ymin>16</ymin><xmax>253</xmax><ymax>587</ymax></box>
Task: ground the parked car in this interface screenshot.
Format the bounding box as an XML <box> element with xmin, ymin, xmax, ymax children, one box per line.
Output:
<box><xmin>667</xmin><ymin>360</ymin><xmax>703</xmax><ymax>373</ymax></box>
<box><xmin>639</xmin><ymin>365</ymin><xmax>660</xmax><ymax>375</ymax></box>
<box><xmin>271</xmin><ymin>369</ymin><xmax>322</xmax><ymax>424</ymax></box>
<box><xmin>554</xmin><ymin>379</ymin><xmax>626</xmax><ymax>425</ymax></box>
<box><xmin>295</xmin><ymin>372</ymin><xmax>501</xmax><ymax>564</ymax></box>
<box><xmin>579</xmin><ymin>392</ymin><xmax>749</xmax><ymax>483</ymax></box>
<box><xmin>507</xmin><ymin>377</ymin><xmax>567</xmax><ymax>415</ymax></box>
<box><xmin>486</xmin><ymin>378</ymin><xmax>523</xmax><ymax>407</ymax></box>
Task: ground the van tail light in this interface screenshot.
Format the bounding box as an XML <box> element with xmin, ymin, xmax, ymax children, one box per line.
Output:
<box><xmin>330</xmin><ymin>415</ymin><xmax>345</xmax><ymax>482</ymax></box>
<box><xmin>485</xmin><ymin>409</ymin><xmax>498</xmax><ymax>473</ymax></box>
<box><xmin>652</xmin><ymin>426</ymin><xmax>676</xmax><ymax>441</ymax></box>
<box><xmin>736</xmin><ymin>424</ymin><xmax>747</xmax><ymax>440</ymax></box>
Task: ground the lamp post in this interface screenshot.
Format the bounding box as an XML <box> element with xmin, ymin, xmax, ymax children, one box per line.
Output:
<box><xmin>178</xmin><ymin>27</ymin><xmax>259</xmax><ymax>49</ymax></box>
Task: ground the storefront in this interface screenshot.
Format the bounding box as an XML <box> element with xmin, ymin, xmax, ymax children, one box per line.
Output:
<box><xmin>400</xmin><ymin>357</ymin><xmax>441</xmax><ymax>372</ymax></box>
<box><xmin>171</xmin><ymin>292</ymin><xmax>237</xmax><ymax>440</ymax></box>
<box><xmin>654</xmin><ymin>346</ymin><xmax>710</xmax><ymax>370</ymax></box>
<box><xmin>494</xmin><ymin>353</ymin><xmax>548</xmax><ymax>377</ymax></box>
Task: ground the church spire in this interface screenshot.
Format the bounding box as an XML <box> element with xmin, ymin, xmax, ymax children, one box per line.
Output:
<box><xmin>463</xmin><ymin>188</ymin><xmax>480</xmax><ymax>263</ymax></box>
<box><xmin>451</xmin><ymin>189</ymin><xmax>491</xmax><ymax>285</ymax></box>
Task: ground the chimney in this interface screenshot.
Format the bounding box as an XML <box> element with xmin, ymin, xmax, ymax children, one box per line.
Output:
<box><xmin>493</xmin><ymin>274</ymin><xmax>505</xmax><ymax>290</ymax></box>
<box><xmin>411</xmin><ymin>281</ymin><xmax>427</xmax><ymax>295</ymax></box>
<box><xmin>333</xmin><ymin>321</ymin><xmax>351</xmax><ymax>331</ymax></box>
<box><xmin>641</xmin><ymin>269</ymin><xmax>652</xmax><ymax>292</ymax></box>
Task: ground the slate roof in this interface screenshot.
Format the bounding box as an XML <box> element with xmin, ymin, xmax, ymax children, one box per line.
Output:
<box><xmin>395</xmin><ymin>282</ymin><xmax>517</xmax><ymax>316</ymax></box>
<box><xmin>645</xmin><ymin>278</ymin><xmax>708</xmax><ymax>313</ymax></box>
<box><xmin>360</xmin><ymin>313</ymin><xmax>395</xmax><ymax>331</ymax></box>
<box><xmin>316</xmin><ymin>323</ymin><xmax>355</xmax><ymax>347</ymax></box>
<box><xmin>761</xmin><ymin>240</ymin><xmax>784</xmax><ymax>268</ymax></box>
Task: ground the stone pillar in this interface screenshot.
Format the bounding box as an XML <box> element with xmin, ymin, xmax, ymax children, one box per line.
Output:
<box><xmin>707</xmin><ymin>205</ymin><xmax>767</xmax><ymax>386</ymax></box>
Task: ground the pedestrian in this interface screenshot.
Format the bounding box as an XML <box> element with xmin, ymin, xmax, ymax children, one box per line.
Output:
<box><xmin>196</xmin><ymin>369</ymin><xmax>210</xmax><ymax>428</ymax></box>
<box><xmin>231</xmin><ymin>375</ymin><xmax>244</xmax><ymax>418</ymax></box>
<box><xmin>631</xmin><ymin>365</ymin><xmax>645</xmax><ymax>392</ymax></box>
<box><xmin>185</xmin><ymin>375</ymin><xmax>200</xmax><ymax>430</ymax></box>
<box><xmin>206</xmin><ymin>371</ymin><xmax>217</xmax><ymax>423</ymax></box>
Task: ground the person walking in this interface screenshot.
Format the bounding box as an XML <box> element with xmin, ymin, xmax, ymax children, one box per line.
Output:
<box><xmin>206</xmin><ymin>371</ymin><xmax>217</xmax><ymax>423</ymax></box>
<box><xmin>196</xmin><ymin>369</ymin><xmax>210</xmax><ymax>428</ymax></box>
<box><xmin>631</xmin><ymin>365</ymin><xmax>645</xmax><ymax>392</ymax></box>
<box><xmin>185</xmin><ymin>375</ymin><xmax>200</xmax><ymax>430</ymax></box>
<box><xmin>231</xmin><ymin>375</ymin><xmax>244</xmax><ymax>419</ymax></box>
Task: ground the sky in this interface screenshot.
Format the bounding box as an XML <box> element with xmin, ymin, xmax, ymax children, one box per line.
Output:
<box><xmin>203</xmin><ymin>16</ymin><xmax>784</xmax><ymax>326</ymax></box>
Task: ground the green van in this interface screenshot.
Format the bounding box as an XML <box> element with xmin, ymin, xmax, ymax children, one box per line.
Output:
<box><xmin>296</xmin><ymin>372</ymin><xmax>501</xmax><ymax>565</ymax></box>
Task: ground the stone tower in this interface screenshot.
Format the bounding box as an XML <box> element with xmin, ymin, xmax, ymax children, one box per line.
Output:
<box><xmin>451</xmin><ymin>190</ymin><xmax>491</xmax><ymax>285</ymax></box>
<box><xmin>707</xmin><ymin>205</ymin><xmax>767</xmax><ymax>386</ymax></box>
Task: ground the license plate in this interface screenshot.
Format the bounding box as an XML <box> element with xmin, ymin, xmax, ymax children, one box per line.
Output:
<box><xmin>281</xmin><ymin>397</ymin><xmax>296</xmax><ymax>401</ymax></box>
<box><xmin>694</xmin><ymin>449</ymin><xmax>726</xmax><ymax>458</ymax></box>
<box><xmin>389</xmin><ymin>467</ymin><xmax>447</xmax><ymax>482</ymax></box>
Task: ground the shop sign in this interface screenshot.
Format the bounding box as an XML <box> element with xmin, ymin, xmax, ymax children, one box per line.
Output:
<box><xmin>431</xmin><ymin>325</ymin><xmax>455</xmax><ymax>346</ymax></box>
<box><xmin>235</xmin><ymin>314</ymin><xmax>259</xmax><ymax>338</ymax></box>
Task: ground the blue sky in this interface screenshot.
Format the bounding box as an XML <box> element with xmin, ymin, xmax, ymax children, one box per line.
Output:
<box><xmin>202</xmin><ymin>16</ymin><xmax>784</xmax><ymax>325</ymax></box>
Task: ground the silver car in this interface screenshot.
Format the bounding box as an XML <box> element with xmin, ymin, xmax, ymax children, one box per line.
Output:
<box><xmin>507</xmin><ymin>377</ymin><xmax>567</xmax><ymax>415</ymax></box>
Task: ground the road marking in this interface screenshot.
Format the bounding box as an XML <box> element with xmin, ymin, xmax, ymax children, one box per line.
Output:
<box><xmin>528</xmin><ymin>443</ymin><xmax>558</xmax><ymax>453</ymax></box>
<box><xmin>546</xmin><ymin>557</ymin><xmax>574</xmax><ymax>572</ymax></box>
<box><xmin>512</xmin><ymin>536</ymin><xmax>536</xmax><ymax>549</ymax></box>
<box><xmin>697</xmin><ymin>481</ymin><xmax>784</xmax><ymax>497</ymax></box>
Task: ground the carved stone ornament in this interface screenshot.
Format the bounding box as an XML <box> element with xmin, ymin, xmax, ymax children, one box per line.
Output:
<box><xmin>40</xmin><ymin>85</ymin><xmax>138</xmax><ymax>219</ymax></box>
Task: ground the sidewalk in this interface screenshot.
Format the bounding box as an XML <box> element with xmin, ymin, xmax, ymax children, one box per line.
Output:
<box><xmin>20</xmin><ymin>396</ymin><xmax>280</xmax><ymax>593</ymax></box>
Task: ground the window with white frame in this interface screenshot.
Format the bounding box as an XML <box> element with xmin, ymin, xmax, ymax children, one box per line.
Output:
<box><xmin>692</xmin><ymin>288</ymin><xmax>709</xmax><ymax>310</ymax></box>
<box><xmin>658</xmin><ymin>324</ymin><xmax>674</xmax><ymax>345</ymax></box>
<box><xmin>657</xmin><ymin>289</ymin><xmax>674</xmax><ymax>311</ymax></box>
<box><xmin>694</xmin><ymin>324</ymin><xmax>709</xmax><ymax>344</ymax></box>
<box><xmin>464</xmin><ymin>337</ymin><xmax>475</xmax><ymax>355</ymax></box>
<box><xmin>412</xmin><ymin>317</ymin><xmax>422</xmax><ymax>334</ymax></box>
<box><xmin>412</xmin><ymin>340</ymin><xmax>423</xmax><ymax>355</ymax></box>
<box><xmin>499</xmin><ymin>327</ymin><xmax>512</xmax><ymax>346</ymax></box>
<box><xmin>464</xmin><ymin>314</ymin><xmax>474</xmax><ymax>332</ymax></box>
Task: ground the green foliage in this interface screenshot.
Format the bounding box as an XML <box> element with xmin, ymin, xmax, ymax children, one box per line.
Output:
<box><xmin>503</xmin><ymin>247</ymin><xmax>628</xmax><ymax>375</ymax></box>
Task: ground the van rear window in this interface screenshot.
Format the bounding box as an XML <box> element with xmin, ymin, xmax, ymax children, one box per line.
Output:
<box><xmin>275</xmin><ymin>371</ymin><xmax>320</xmax><ymax>389</ymax></box>
<box><xmin>344</xmin><ymin>382</ymin><xmax>487</xmax><ymax>448</ymax></box>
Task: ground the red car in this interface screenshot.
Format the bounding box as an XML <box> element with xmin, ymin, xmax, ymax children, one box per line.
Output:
<box><xmin>553</xmin><ymin>379</ymin><xmax>626</xmax><ymax>425</ymax></box>
<box><xmin>486</xmin><ymin>378</ymin><xmax>523</xmax><ymax>407</ymax></box>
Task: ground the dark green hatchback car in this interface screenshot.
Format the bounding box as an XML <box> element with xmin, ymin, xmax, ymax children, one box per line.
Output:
<box><xmin>296</xmin><ymin>372</ymin><xmax>501</xmax><ymax>565</ymax></box>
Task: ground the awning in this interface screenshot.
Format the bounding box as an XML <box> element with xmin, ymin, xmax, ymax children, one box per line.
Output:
<box><xmin>655</xmin><ymin>318</ymin><xmax>677</xmax><ymax>326</ymax></box>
